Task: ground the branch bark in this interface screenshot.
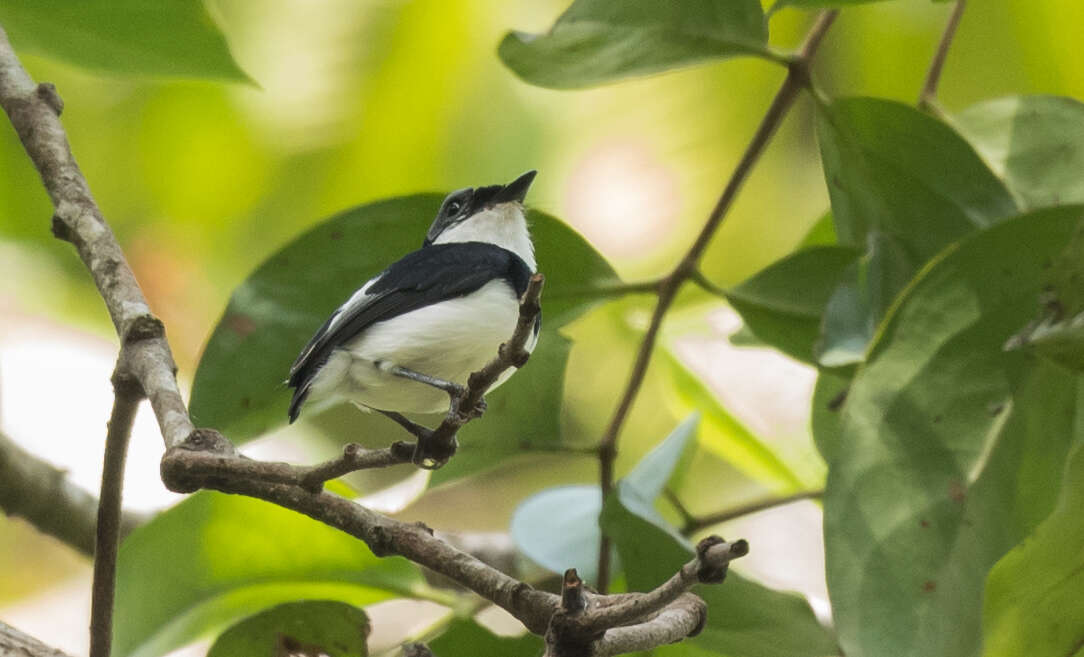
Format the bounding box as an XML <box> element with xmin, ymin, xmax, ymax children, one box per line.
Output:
<box><xmin>919</xmin><ymin>0</ymin><xmax>966</xmax><ymax>111</ymax></box>
<box><xmin>0</xmin><ymin>620</ymin><xmax>76</xmax><ymax>657</ymax></box>
<box><xmin>0</xmin><ymin>429</ymin><xmax>144</xmax><ymax>556</ymax></box>
<box><xmin>593</xmin><ymin>9</ymin><xmax>839</xmax><ymax>593</ymax></box>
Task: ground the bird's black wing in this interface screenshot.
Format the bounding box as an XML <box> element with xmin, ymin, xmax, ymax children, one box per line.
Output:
<box><xmin>287</xmin><ymin>242</ymin><xmax>532</xmax><ymax>422</ymax></box>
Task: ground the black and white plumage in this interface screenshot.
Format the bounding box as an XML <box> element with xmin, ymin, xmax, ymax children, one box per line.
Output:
<box><xmin>287</xmin><ymin>170</ymin><xmax>540</xmax><ymax>422</ymax></box>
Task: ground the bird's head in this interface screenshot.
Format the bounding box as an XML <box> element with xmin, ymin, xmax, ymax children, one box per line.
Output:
<box><xmin>424</xmin><ymin>170</ymin><xmax>537</xmax><ymax>270</ymax></box>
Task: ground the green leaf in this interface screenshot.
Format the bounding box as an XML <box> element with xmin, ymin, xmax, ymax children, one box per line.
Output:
<box><xmin>797</xmin><ymin>211</ymin><xmax>837</xmax><ymax>249</ymax></box>
<box><xmin>190</xmin><ymin>196</ymin><xmax>616</xmax><ymax>452</ymax></box>
<box><xmin>815</xmin><ymin>232</ymin><xmax>916</xmax><ymax>368</ymax></box>
<box><xmin>428</xmin><ymin>619</ymin><xmax>543</xmax><ymax>657</ymax></box>
<box><xmin>510</xmin><ymin>485</ymin><xmax>605</xmax><ymax>584</ymax></box>
<box><xmin>600</xmin><ymin>495</ymin><xmax>839</xmax><ymax>657</ymax></box>
<box><xmin>772</xmin><ymin>0</ymin><xmax>897</xmax><ymax>9</ymax></box>
<box><xmin>115</xmin><ymin>493</ymin><xmax>426</xmax><ymax>657</ymax></box>
<box><xmin>809</xmin><ymin>370</ymin><xmax>849</xmax><ymax>464</ymax></box>
<box><xmin>207</xmin><ymin>601</ymin><xmax>369</xmax><ymax>657</ymax></box>
<box><xmin>663</xmin><ymin>351</ymin><xmax>808</xmax><ymax>490</ymax></box>
<box><xmin>814</xmin><ymin>97</ymin><xmax>1019</xmax><ymax>364</ymax></box>
<box><xmin>0</xmin><ymin>0</ymin><xmax>249</xmax><ymax>82</ymax></box>
<box><xmin>498</xmin><ymin>0</ymin><xmax>769</xmax><ymax>89</ymax></box>
<box><xmin>509</xmin><ymin>416</ymin><xmax>697</xmax><ymax>584</ymax></box>
<box><xmin>1005</xmin><ymin>222</ymin><xmax>1084</xmax><ymax>371</ymax></box>
<box><xmin>824</xmin><ymin>207</ymin><xmax>1084</xmax><ymax>657</ymax></box>
<box><xmin>982</xmin><ymin>441</ymin><xmax>1084</xmax><ymax>657</ymax></box>
<box><xmin>954</xmin><ymin>95</ymin><xmax>1084</xmax><ymax>210</ymax></box>
<box><xmin>726</xmin><ymin>245</ymin><xmax>860</xmax><ymax>364</ymax></box>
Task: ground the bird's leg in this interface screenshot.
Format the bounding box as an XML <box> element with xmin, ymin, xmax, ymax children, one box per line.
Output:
<box><xmin>376</xmin><ymin>409</ymin><xmax>432</xmax><ymax>441</ymax></box>
<box><xmin>375</xmin><ymin>409</ymin><xmax>452</xmax><ymax>469</ymax></box>
<box><xmin>388</xmin><ymin>365</ymin><xmax>466</xmax><ymax>398</ymax></box>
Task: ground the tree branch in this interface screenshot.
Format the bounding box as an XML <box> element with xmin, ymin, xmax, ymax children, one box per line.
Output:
<box><xmin>0</xmin><ymin>429</ymin><xmax>144</xmax><ymax>556</ymax></box>
<box><xmin>0</xmin><ymin>620</ymin><xmax>76</xmax><ymax>657</ymax></box>
<box><xmin>593</xmin><ymin>9</ymin><xmax>839</xmax><ymax>593</ymax></box>
<box><xmin>919</xmin><ymin>0</ymin><xmax>966</xmax><ymax>111</ymax></box>
<box><xmin>669</xmin><ymin>489</ymin><xmax>825</xmax><ymax>534</ymax></box>
<box><xmin>0</xmin><ymin>26</ymin><xmax>192</xmax><ymax>452</ymax></box>
<box><xmin>89</xmin><ymin>366</ymin><xmax>143</xmax><ymax>657</ymax></box>
<box><xmin>546</xmin><ymin>538</ymin><xmax>747</xmax><ymax>656</ymax></box>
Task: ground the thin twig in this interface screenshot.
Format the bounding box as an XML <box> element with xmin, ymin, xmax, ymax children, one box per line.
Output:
<box><xmin>593</xmin><ymin>9</ymin><xmax>839</xmax><ymax>593</ymax></box>
<box><xmin>919</xmin><ymin>0</ymin><xmax>966</xmax><ymax>111</ymax></box>
<box><xmin>89</xmin><ymin>369</ymin><xmax>142</xmax><ymax>657</ymax></box>
<box><xmin>677</xmin><ymin>489</ymin><xmax>825</xmax><ymax>534</ymax></box>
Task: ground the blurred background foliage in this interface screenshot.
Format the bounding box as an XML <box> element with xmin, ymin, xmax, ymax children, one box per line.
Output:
<box><xmin>2</xmin><ymin>0</ymin><xmax>1084</xmax><ymax>654</ymax></box>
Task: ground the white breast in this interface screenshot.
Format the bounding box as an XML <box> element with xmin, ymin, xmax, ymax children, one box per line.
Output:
<box><xmin>307</xmin><ymin>279</ymin><xmax>536</xmax><ymax>414</ymax></box>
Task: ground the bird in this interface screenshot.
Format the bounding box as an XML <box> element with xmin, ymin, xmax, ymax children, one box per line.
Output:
<box><xmin>286</xmin><ymin>170</ymin><xmax>540</xmax><ymax>431</ymax></box>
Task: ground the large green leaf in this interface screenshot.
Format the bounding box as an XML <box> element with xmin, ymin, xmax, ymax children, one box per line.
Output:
<box><xmin>954</xmin><ymin>96</ymin><xmax>1084</xmax><ymax>210</ymax></box>
<box><xmin>498</xmin><ymin>0</ymin><xmax>769</xmax><ymax>89</ymax></box>
<box><xmin>190</xmin><ymin>196</ymin><xmax>617</xmax><ymax>455</ymax></box>
<box><xmin>823</xmin><ymin>207</ymin><xmax>1084</xmax><ymax>657</ymax></box>
<box><xmin>115</xmin><ymin>493</ymin><xmax>427</xmax><ymax>657</ymax></box>
<box><xmin>600</xmin><ymin>496</ymin><xmax>839</xmax><ymax>657</ymax></box>
<box><xmin>813</xmin><ymin>97</ymin><xmax>1018</xmax><ymax>366</ymax></box>
<box><xmin>725</xmin><ymin>245</ymin><xmax>860</xmax><ymax>364</ymax></box>
<box><xmin>0</xmin><ymin>0</ymin><xmax>249</xmax><ymax>81</ymax></box>
<box><xmin>428</xmin><ymin>619</ymin><xmax>543</xmax><ymax>657</ymax></box>
<box><xmin>982</xmin><ymin>441</ymin><xmax>1084</xmax><ymax>657</ymax></box>
<box><xmin>207</xmin><ymin>600</ymin><xmax>369</xmax><ymax>657</ymax></box>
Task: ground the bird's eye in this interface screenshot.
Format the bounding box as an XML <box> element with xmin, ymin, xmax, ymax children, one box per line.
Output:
<box><xmin>446</xmin><ymin>201</ymin><xmax>462</xmax><ymax>215</ymax></box>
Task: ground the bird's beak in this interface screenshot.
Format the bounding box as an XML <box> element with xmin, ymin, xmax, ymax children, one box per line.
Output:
<box><xmin>490</xmin><ymin>170</ymin><xmax>537</xmax><ymax>205</ymax></box>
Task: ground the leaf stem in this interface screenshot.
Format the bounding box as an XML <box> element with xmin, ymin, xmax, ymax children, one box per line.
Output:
<box><xmin>919</xmin><ymin>0</ymin><xmax>966</xmax><ymax>111</ymax></box>
<box><xmin>593</xmin><ymin>9</ymin><xmax>839</xmax><ymax>593</ymax></box>
<box><xmin>673</xmin><ymin>489</ymin><xmax>824</xmax><ymax>535</ymax></box>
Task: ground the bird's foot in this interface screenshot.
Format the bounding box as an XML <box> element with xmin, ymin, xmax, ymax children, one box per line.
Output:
<box><xmin>412</xmin><ymin>434</ymin><xmax>458</xmax><ymax>470</ymax></box>
<box><xmin>389</xmin><ymin>365</ymin><xmax>466</xmax><ymax>397</ymax></box>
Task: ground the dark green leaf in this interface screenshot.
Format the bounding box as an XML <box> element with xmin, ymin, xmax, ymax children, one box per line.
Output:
<box><xmin>814</xmin><ymin>97</ymin><xmax>1018</xmax><ymax>364</ymax></box>
<box><xmin>498</xmin><ymin>0</ymin><xmax>769</xmax><ymax>89</ymax></box>
<box><xmin>982</xmin><ymin>442</ymin><xmax>1084</xmax><ymax>657</ymax></box>
<box><xmin>0</xmin><ymin>0</ymin><xmax>249</xmax><ymax>81</ymax></box>
<box><xmin>190</xmin><ymin>196</ymin><xmax>617</xmax><ymax>453</ymax></box>
<box><xmin>726</xmin><ymin>245</ymin><xmax>860</xmax><ymax>364</ymax></box>
<box><xmin>1005</xmin><ymin>222</ymin><xmax>1084</xmax><ymax>371</ymax></box>
<box><xmin>600</xmin><ymin>495</ymin><xmax>838</xmax><ymax>657</ymax></box>
<box><xmin>824</xmin><ymin>207</ymin><xmax>1084</xmax><ymax>657</ymax></box>
<box><xmin>510</xmin><ymin>485</ymin><xmax>605</xmax><ymax>584</ymax></box>
<box><xmin>115</xmin><ymin>493</ymin><xmax>425</xmax><ymax>657</ymax></box>
<box><xmin>773</xmin><ymin>0</ymin><xmax>896</xmax><ymax>9</ymax></box>
<box><xmin>809</xmin><ymin>370</ymin><xmax>849</xmax><ymax>464</ymax></box>
<box><xmin>815</xmin><ymin>232</ymin><xmax>916</xmax><ymax>368</ymax></box>
<box><xmin>428</xmin><ymin>619</ymin><xmax>543</xmax><ymax>657</ymax></box>
<box><xmin>955</xmin><ymin>95</ymin><xmax>1084</xmax><ymax>210</ymax></box>
<box><xmin>207</xmin><ymin>601</ymin><xmax>369</xmax><ymax>657</ymax></box>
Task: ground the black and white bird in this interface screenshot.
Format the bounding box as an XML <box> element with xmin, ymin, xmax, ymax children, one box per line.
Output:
<box><xmin>287</xmin><ymin>170</ymin><xmax>540</xmax><ymax>425</ymax></box>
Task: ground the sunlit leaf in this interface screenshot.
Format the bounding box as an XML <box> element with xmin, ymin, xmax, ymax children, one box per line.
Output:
<box><xmin>663</xmin><ymin>352</ymin><xmax>807</xmax><ymax>490</ymax></box>
<box><xmin>954</xmin><ymin>95</ymin><xmax>1084</xmax><ymax>210</ymax></box>
<box><xmin>190</xmin><ymin>197</ymin><xmax>617</xmax><ymax>459</ymax></box>
<box><xmin>982</xmin><ymin>442</ymin><xmax>1084</xmax><ymax>657</ymax></box>
<box><xmin>725</xmin><ymin>245</ymin><xmax>859</xmax><ymax>364</ymax></box>
<box><xmin>601</xmin><ymin>495</ymin><xmax>839</xmax><ymax>657</ymax></box>
<box><xmin>207</xmin><ymin>601</ymin><xmax>369</xmax><ymax>657</ymax></box>
<box><xmin>797</xmin><ymin>211</ymin><xmax>837</xmax><ymax>249</ymax></box>
<box><xmin>429</xmin><ymin>619</ymin><xmax>543</xmax><ymax>657</ymax></box>
<box><xmin>499</xmin><ymin>0</ymin><xmax>769</xmax><ymax>89</ymax></box>
<box><xmin>824</xmin><ymin>207</ymin><xmax>1084</xmax><ymax>657</ymax></box>
<box><xmin>0</xmin><ymin>0</ymin><xmax>250</xmax><ymax>81</ymax></box>
<box><xmin>814</xmin><ymin>97</ymin><xmax>1018</xmax><ymax>364</ymax></box>
<box><xmin>510</xmin><ymin>485</ymin><xmax>606</xmax><ymax>584</ymax></box>
<box><xmin>115</xmin><ymin>493</ymin><xmax>426</xmax><ymax>657</ymax></box>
